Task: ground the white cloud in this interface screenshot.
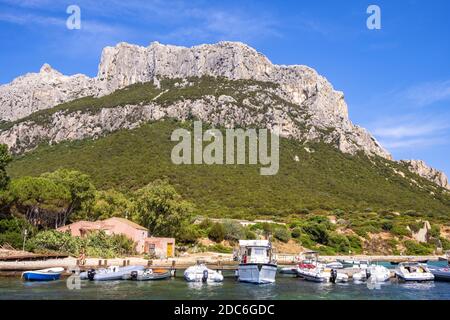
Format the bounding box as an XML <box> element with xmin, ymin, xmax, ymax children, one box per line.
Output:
<box><xmin>370</xmin><ymin>115</ymin><xmax>450</xmax><ymax>151</ymax></box>
<box><xmin>398</xmin><ymin>80</ymin><xmax>450</xmax><ymax>108</ymax></box>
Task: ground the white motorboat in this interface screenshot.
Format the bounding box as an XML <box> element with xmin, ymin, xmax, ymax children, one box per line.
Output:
<box><xmin>296</xmin><ymin>252</ymin><xmax>348</xmax><ymax>283</ymax></box>
<box><xmin>326</xmin><ymin>261</ymin><xmax>344</xmax><ymax>269</ymax></box>
<box><xmin>353</xmin><ymin>265</ymin><xmax>391</xmax><ymax>282</ymax></box>
<box><xmin>395</xmin><ymin>263</ymin><xmax>434</xmax><ymax>282</ymax></box>
<box><xmin>236</xmin><ymin>240</ymin><xmax>277</xmax><ymax>284</ymax></box>
<box><xmin>184</xmin><ymin>264</ymin><xmax>223</xmax><ymax>283</ymax></box>
<box><xmin>84</xmin><ymin>265</ymin><xmax>145</xmax><ymax>281</ymax></box>
<box><xmin>337</xmin><ymin>259</ymin><xmax>369</xmax><ymax>269</ymax></box>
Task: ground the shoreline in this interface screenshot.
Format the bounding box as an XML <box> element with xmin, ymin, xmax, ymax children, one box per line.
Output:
<box><xmin>0</xmin><ymin>253</ymin><xmax>446</xmax><ymax>275</ymax></box>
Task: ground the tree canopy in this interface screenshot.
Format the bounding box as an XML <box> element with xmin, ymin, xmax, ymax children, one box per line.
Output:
<box><xmin>133</xmin><ymin>179</ymin><xmax>194</xmax><ymax>238</ymax></box>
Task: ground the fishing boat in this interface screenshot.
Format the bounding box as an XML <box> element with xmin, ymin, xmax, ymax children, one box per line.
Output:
<box><xmin>429</xmin><ymin>266</ymin><xmax>450</xmax><ymax>282</ymax></box>
<box><xmin>395</xmin><ymin>262</ymin><xmax>434</xmax><ymax>282</ymax></box>
<box><xmin>353</xmin><ymin>265</ymin><xmax>391</xmax><ymax>282</ymax></box>
<box><xmin>184</xmin><ymin>263</ymin><xmax>223</xmax><ymax>283</ymax></box>
<box><xmin>236</xmin><ymin>240</ymin><xmax>277</xmax><ymax>284</ymax></box>
<box><xmin>129</xmin><ymin>268</ymin><xmax>171</xmax><ymax>281</ymax></box>
<box><xmin>22</xmin><ymin>267</ymin><xmax>64</xmax><ymax>281</ymax></box>
<box><xmin>86</xmin><ymin>265</ymin><xmax>145</xmax><ymax>281</ymax></box>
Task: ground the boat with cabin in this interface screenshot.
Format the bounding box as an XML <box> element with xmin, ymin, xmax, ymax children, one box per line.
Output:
<box><xmin>236</xmin><ymin>240</ymin><xmax>277</xmax><ymax>284</ymax></box>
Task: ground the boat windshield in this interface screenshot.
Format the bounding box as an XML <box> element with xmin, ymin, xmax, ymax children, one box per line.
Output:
<box><xmin>241</xmin><ymin>246</ymin><xmax>271</xmax><ymax>263</ymax></box>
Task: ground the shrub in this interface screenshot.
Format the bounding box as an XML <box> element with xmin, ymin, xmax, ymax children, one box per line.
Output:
<box><xmin>391</xmin><ymin>224</ymin><xmax>410</xmax><ymax>237</ymax></box>
<box><xmin>291</xmin><ymin>227</ymin><xmax>302</xmax><ymax>239</ymax></box>
<box><xmin>429</xmin><ymin>224</ymin><xmax>441</xmax><ymax>238</ymax></box>
<box><xmin>347</xmin><ymin>235</ymin><xmax>363</xmax><ymax>254</ymax></box>
<box><xmin>207</xmin><ymin>243</ymin><xmax>233</xmax><ymax>254</ymax></box>
<box><xmin>327</xmin><ymin>233</ymin><xmax>351</xmax><ymax>254</ymax></box>
<box><xmin>439</xmin><ymin>237</ymin><xmax>450</xmax><ymax>251</ymax></box>
<box><xmin>302</xmin><ymin>223</ymin><xmax>329</xmax><ymax>244</ymax></box>
<box><xmin>404</xmin><ymin>240</ymin><xmax>434</xmax><ymax>255</ymax></box>
<box><xmin>222</xmin><ymin>220</ymin><xmax>245</xmax><ymax>242</ymax></box>
<box><xmin>198</xmin><ymin>218</ymin><xmax>213</xmax><ymax>230</ymax></box>
<box><xmin>245</xmin><ymin>229</ymin><xmax>257</xmax><ymax>240</ymax></box>
<box><xmin>26</xmin><ymin>230</ymin><xmax>135</xmax><ymax>258</ymax></box>
<box><xmin>274</xmin><ymin>227</ymin><xmax>291</xmax><ymax>243</ymax></box>
<box><xmin>0</xmin><ymin>217</ymin><xmax>34</xmax><ymax>249</ymax></box>
<box><xmin>27</xmin><ymin>230</ymin><xmax>83</xmax><ymax>255</ymax></box>
<box><xmin>381</xmin><ymin>220</ymin><xmax>393</xmax><ymax>231</ymax></box>
<box><xmin>208</xmin><ymin>223</ymin><xmax>225</xmax><ymax>242</ymax></box>
<box><xmin>178</xmin><ymin>224</ymin><xmax>201</xmax><ymax>244</ymax></box>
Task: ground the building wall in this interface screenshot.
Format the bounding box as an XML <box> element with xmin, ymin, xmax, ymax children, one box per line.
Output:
<box><xmin>57</xmin><ymin>219</ymin><xmax>149</xmax><ymax>254</ymax></box>
<box><xmin>145</xmin><ymin>237</ymin><xmax>176</xmax><ymax>258</ymax></box>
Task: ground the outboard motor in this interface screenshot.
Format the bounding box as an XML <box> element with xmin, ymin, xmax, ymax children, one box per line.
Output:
<box><xmin>87</xmin><ymin>269</ymin><xmax>96</xmax><ymax>281</ymax></box>
<box><xmin>202</xmin><ymin>269</ymin><xmax>209</xmax><ymax>283</ymax></box>
<box><xmin>130</xmin><ymin>271</ymin><xmax>138</xmax><ymax>280</ymax></box>
<box><xmin>330</xmin><ymin>269</ymin><xmax>337</xmax><ymax>283</ymax></box>
<box><xmin>366</xmin><ymin>269</ymin><xmax>371</xmax><ymax>280</ymax></box>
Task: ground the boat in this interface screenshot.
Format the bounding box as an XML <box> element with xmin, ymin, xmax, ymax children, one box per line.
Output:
<box><xmin>236</xmin><ymin>240</ymin><xmax>277</xmax><ymax>284</ymax></box>
<box><xmin>337</xmin><ymin>259</ymin><xmax>369</xmax><ymax>269</ymax></box>
<box><xmin>279</xmin><ymin>267</ymin><xmax>298</xmax><ymax>275</ymax></box>
<box><xmin>129</xmin><ymin>268</ymin><xmax>171</xmax><ymax>281</ymax></box>
<box><xmin>22</xmin><ymin>267</ymin><xmax>64</xmax><ymax>281</ymax></box>
<box><xmin>429</xmin><ymin>266</ymin><xmax>450</xmax><ymax>282</ymax></box>
<box><xmin>86</xmin><ymin>265</ymin><xmax>145</xmax><ymax>281</ymax></box>
<box><xmin>184</xmin><ymin>263</ymin><xmax>223</xmax><ymax>283</ymax></box>
<box><xmin>296</xmin><ymin>252</ymin><xmax>348</xmax><ymax>283</ymax></box>
<box><xmin>325</xmin><ymin>261</ymin><xmax>344</xmax><ymax>269</ymax></box>
<box><xmin>395</xmin><ymin>263</ymin><xmax>434</xmax><ymax>282</ymax></box>
<box><xmin>353</xmin><ymin>265</ymin><xmax>391</xmax><ymax>282</ymax></box>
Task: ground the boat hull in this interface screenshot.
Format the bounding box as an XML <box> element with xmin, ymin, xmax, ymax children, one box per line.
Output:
<box><xmin>430</xmin><ymin>268</ymin><xmax>450</xmax><ymax>282</ymax></box>
<box><xmin>395</xmin><ymin>272</ymin><xmax>434</xmax><ymax>282</ymax></box>
<box><xmin>89</xmin><ymin>266</ymin><xmax>145</xmax><ymax>281</ymax></box>
<box><xmin>22</xmin><ymin>272</ymin><xmax>61</xmax><ymax>281</ymax></box>
<box><xmin>238</xmin><ymin>263</ymin><xmax>277</xmax><ymax>284</ymax></box>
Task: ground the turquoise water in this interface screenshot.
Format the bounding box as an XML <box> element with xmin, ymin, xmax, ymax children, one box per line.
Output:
<box><xmin>1</xmin><ymin>262</ymin><xmax>449</xmax><ymax>300</ymax></box>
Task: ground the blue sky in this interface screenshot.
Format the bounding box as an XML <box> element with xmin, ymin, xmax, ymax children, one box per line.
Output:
<box><xmin>1</xmin><ymin>0</ymin><xmax>449</xmax><ymax>176</ymax></box>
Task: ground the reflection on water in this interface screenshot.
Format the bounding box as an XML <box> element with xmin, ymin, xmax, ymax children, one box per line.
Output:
<box><xmin>1</xmin><ymin>269</ymin><xmax>449</xmax><ymax>300</ymax></box>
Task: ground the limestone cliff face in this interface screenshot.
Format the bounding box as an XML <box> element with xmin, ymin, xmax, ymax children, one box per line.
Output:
<box><xmin>0</xmin><ymin>41</ymin><xmax>448</xmax><ymax>189</ymax></box>
<box><xmin>0</xmin><ymin>64</ymin><xmax>95</xmax><ymax>121</ymax></box>
<box><xmin>401</xmin><ymin>160</ymin><xmax>450</xmax><ymax>190</ymax></box>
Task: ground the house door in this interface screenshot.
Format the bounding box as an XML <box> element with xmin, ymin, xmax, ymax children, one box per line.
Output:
<box><xmin>167</xmin><ymin>243</ymin><xmax>174</xmax><ymax>257</ymax></box>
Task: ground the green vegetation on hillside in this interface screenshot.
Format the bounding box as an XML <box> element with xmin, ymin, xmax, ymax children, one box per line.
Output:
<box><xmin>7</xmin><ymin>120</ymin><xmax>450</xmax><ymax>219</ymax></box>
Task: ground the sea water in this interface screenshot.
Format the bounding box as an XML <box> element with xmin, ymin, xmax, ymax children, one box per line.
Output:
<box><xmin>1</xmin><ymin>262</ymin><xmax>449</xmax><ymax>300</ymax></box>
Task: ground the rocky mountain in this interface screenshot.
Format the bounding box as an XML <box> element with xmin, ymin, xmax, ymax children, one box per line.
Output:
<box><xmin>0</xmin><ymin>41</ymin><xmax>448</xmax><ymax>190</ymax></box>
<box><xmin>401</xmin><ymin>160</ymin><xmax>450</xmax><ymax>190</ymax></box>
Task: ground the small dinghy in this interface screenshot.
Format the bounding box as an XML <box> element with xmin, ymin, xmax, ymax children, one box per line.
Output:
<box><xmin>86</xmin><ymin>265</ymin><xmax>145</xmax><ymax>281</ymax></box>
<box><xmin>184</xmin><ymin>264</ymin><xmax>223</xmax><ymax>283</ymax></box>
<box><xmin>22</xmin><ymin>267</ymin><xmax>64</xmax><ymax>281</ymax></box>
<box><xmin>429</xmin><ymin>266</ymin><xmax>450</xmax><ymax>282</ymax></box>
<box><xmin>395</xmin><ymin>263</ymin><xmax>434</xmax><ymax>282</ymax></box>
<box><xmin>129</xmin><ymin>268</ymin><xmax>171</xmax><ymax>281</ymax></box>
<box><xmin>353</xmin><ymin>265</ymin><xmax>391</xmax><ymax>282</ymax></box>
